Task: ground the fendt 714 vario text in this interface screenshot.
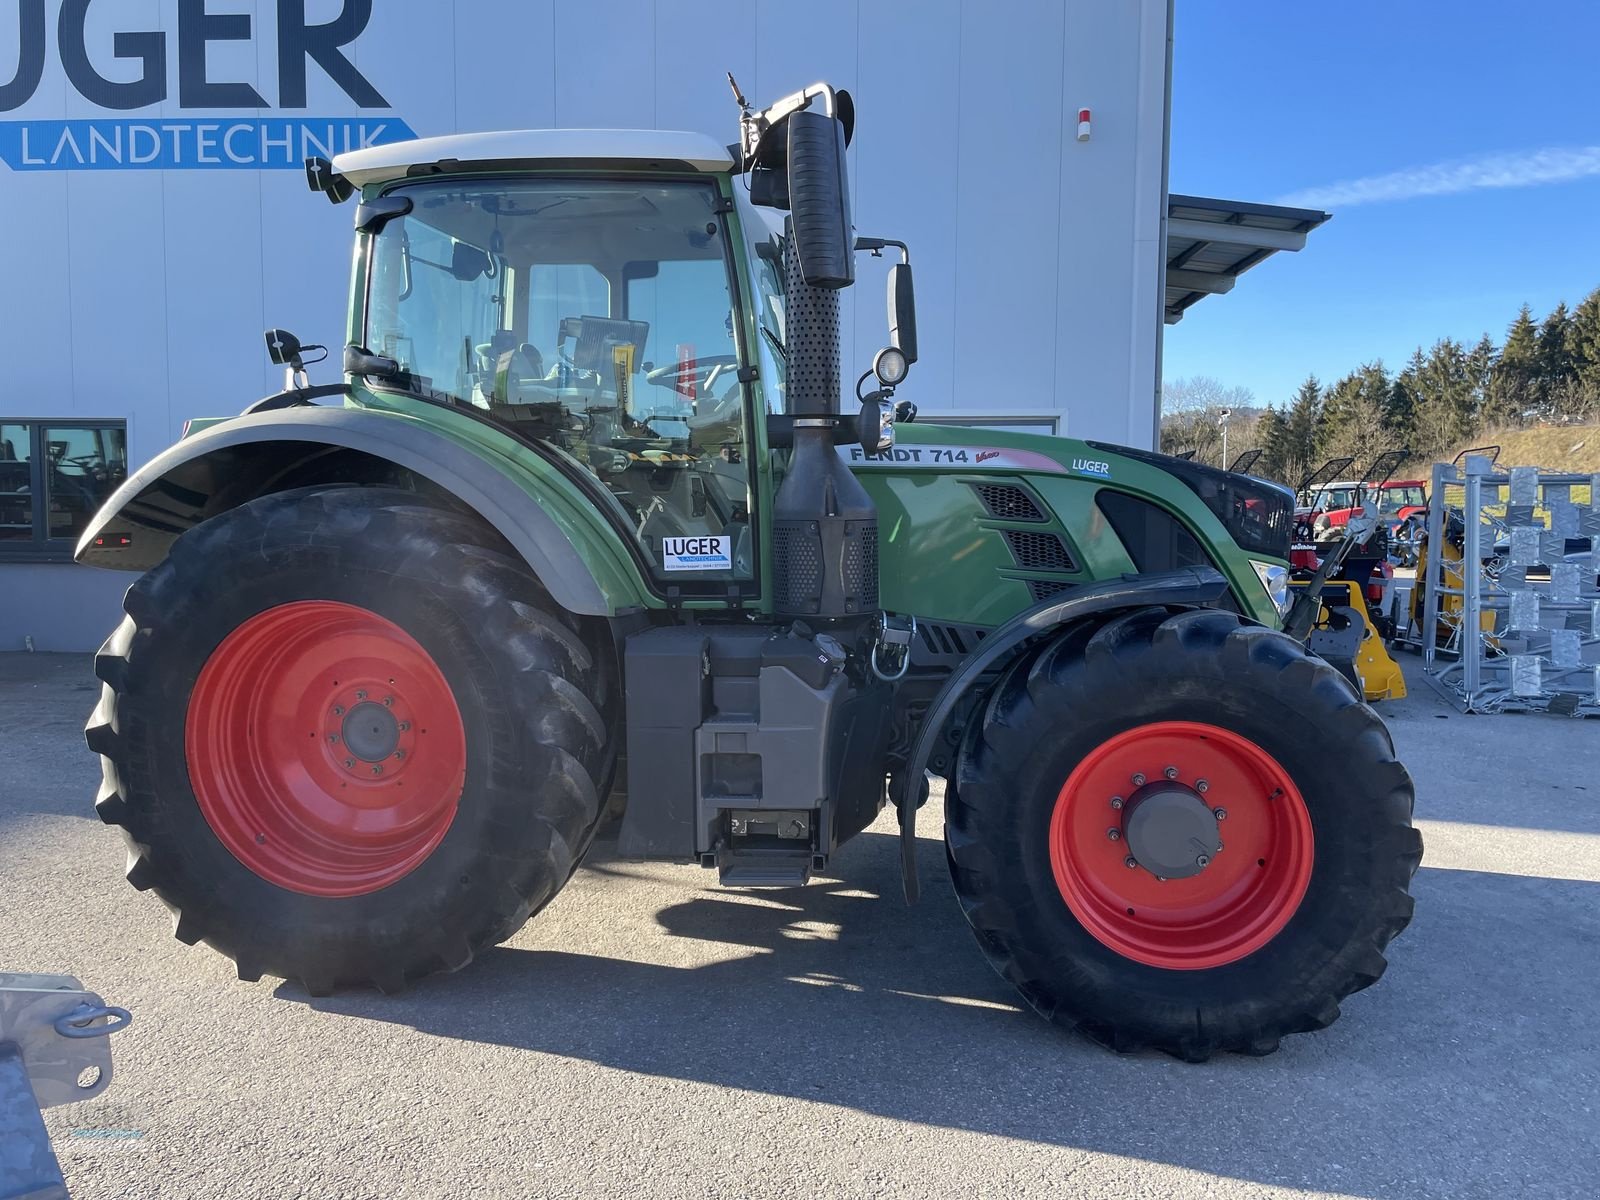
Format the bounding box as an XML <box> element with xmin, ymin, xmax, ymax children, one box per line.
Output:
<box><xmin>78</xmin><ymin>80</ymin><xmax>1420</xmax><ymax>1060</ymax></box>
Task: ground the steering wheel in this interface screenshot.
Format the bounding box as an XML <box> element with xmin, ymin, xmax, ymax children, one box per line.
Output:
<box><xmin>644</xmin><ymin>354</ymin><xmax>739</xmax><ymax>399</ymax></box>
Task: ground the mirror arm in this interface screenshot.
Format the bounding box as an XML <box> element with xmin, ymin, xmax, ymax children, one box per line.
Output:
<box><xmin>853</xmin><ymin>236</ymin><xmax>910</xmax><ymax>264</ymax></box>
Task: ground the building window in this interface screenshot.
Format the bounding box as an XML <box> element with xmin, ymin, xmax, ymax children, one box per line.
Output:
<box><xmin>0</xmin><ymin>420</ymin><xmax>128</xmax><ymax>561</ymax></box>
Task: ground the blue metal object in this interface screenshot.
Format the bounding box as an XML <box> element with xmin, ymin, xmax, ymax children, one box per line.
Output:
<box><xmin>0</xmin><ymin>975</ymin><xmax>131</xmax><ymax>1200</ymax></box>
<box><xmin>0</xmin><ymin>1045</ymin><xmax>67</xmax><ymax>1200</ymax></box>
<box><xmin>51</xmin><ymin>1006</ymin><xmax>132</xmax><ymax>1041</ymax></box>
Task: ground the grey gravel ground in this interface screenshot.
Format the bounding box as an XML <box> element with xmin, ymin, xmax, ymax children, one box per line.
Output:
<box><xmin>3</xmin><ymin>649</ymin><xmax>1598</xmax><ymax>1200</ymax></box>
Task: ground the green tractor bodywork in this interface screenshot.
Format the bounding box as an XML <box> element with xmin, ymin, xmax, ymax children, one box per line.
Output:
<box><xmin>76</xmin><ymin>82</ymin><xmax>1416</xmax><ymax>1060</ymax></box>
<box><xmin>157</xmin><ymin>404</ymin><xmax>1283</xmax><ymax>625</ymax></box>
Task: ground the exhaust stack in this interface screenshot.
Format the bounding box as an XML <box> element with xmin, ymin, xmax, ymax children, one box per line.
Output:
<box><xmin>771</xmin><ymin>230</ymin><xmax>878</xmax><ymax>619</ymax></box>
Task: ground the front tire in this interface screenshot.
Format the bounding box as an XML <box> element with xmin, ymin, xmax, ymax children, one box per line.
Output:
<box><xmin>946</xmin><ymin>606</ymin><xmax>1421</xmax><ymax>1060</ymax></box>
<box><xmin>86</xmin><ymin>487</ymin><xmax>612</xmax><ymax>994</ymax></box>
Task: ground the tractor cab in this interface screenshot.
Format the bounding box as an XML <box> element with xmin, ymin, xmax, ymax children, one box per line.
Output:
<box><xmin>344</xmin><ymin>153</ymin><xmax>763</xmax><ymax>580</ymax></box>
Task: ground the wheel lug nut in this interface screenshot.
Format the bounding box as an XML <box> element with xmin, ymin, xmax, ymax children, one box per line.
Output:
<box><xmin>399</xmin><ymin>721</ymin><xmax>411</xmax><ymax>732</ymax></box>
<box><xmin>327</xmin><ymin>733</ymin><xmax>340</xmax><ymax>744</ymax></box>
<box><xmin>393</xmin><ymin>750</ymin><xmax>406</xmax><ymax>760</ymax></box>
<box><xmin>1196</xmin><ymin>779</ymin><xmax>1209</xmax><ymax>793</ymax></box>
<box><xmin>1195</xmin><ymin>854</ymin><xmax>1210</xmax><ymax>868</ymax></box>
<box><xmin>1131</xmin><ymin>773</ymin><xmax>1146</xmax><ymax>787</ymax></box>
<box><xmin>331</xmin><ymin>705</ymin><xmax>344</xmax><ymax>716</ymax></box>
<box><xmin>1109</xmin><ymin>796</ymin><xmax>1124</xmax><ymax>810</ymax></box>
<box><xmin>1106</xmin><ymin>828</ymin><xmax>1121</xmax><ymax>842</ymax></box>
<box><xmin>371</xmin><ymin>765</ymin><xmax>383</xmax><ymax>776</ymax></box>
<box><xmin>1213</xmin><ymin>807</ymin><xmax>1227</xmax><ymax>821</ymax></box>
<box><xmin>1163</xmin><ymin>766</ymin><xmax>1178</xmax><ymax>780</ymax></box>
<box><xmin>1124</xmin><ymin>856</ymin><xmax>1138</xmax><ymax>869</ymax></box>
<box><xmin>382</xmin><ymin>696</ymin><xmax>394</xmax><ymax>707</ymax></box>
<box><xmin>355</xmin><ymin>690</ymin><xmax>367</xmax><ymax>701</ymax></box>
<box><xmin>343</xmin><ymin>758</ymin><xmax>355</xmax><ymax>769</ymax></box>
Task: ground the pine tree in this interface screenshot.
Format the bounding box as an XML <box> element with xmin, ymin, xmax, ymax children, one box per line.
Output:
<box><xmin>1492</xmin><ymin>304</ymin><xmax>1542</xmax><ymax>421</ymax></box>
<box><xmin>1256</xmin><ymin>406</ymin><xmax>1290</xmax><ymax>479</ymax></box>
<box><xmin>1318</xmin><ymin>362</ymin><xmax>1392</xmax><ymax>468</ymax></box>
<box><xmin>1538</xmin><ymin>302</ymin><xmax>1574</xmax><ymax>411</ymax></box>
<box><xmin>1384</xmin><ymin>370</ymin><xmax>1417</xmax><ymax>448</ymax></box>
<box><xmin>1563</xmin><ymin>288</ymin><xmax>1600</xmax><ymax>418</ymax></box>
<box><xmin>1281</xmin><ymin>376</ymin><xmax>1323</xmax><ymax>485</ymax></box>
<box><xmin>1410</xmin><ymin>340</ymin><xmax>1475</xmax><ymax>456</ymax></box>
<box><xmin>1465</xmin><ymin>334</ymin><xmax>1497</xmax><ymax>429</ymax></box>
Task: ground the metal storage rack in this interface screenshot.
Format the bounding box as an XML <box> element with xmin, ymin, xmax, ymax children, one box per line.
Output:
<box><xmin>1420</xmin><ymin>456</ymin><xmax>1600</xmax><ymax>715</ymax></box>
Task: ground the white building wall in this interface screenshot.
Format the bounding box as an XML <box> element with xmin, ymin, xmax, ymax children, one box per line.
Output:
<box><xmin>0</xmin><ymin>0</ymin><xmax>1170</xmax><ymax>650</ymax></box>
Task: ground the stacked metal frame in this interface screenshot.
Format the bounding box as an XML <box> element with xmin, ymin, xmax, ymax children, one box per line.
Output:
<box><xmin>1420</xmin><ymin>456</ymin><xmax>1600</xmax><ymax>715</ymax></box>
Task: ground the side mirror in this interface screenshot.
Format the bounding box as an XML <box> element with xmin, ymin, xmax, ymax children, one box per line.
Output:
<box><xmin>304</xmin><ymin>156</ymin><xmax>354</xmax><ymax>204</ymax></box>
<box><xmin>888</xmin><ymin>263</ymin><xmax>917</xmax><ymax>364</ymax></box>
<box><xmin>354</xmin><ymin>193</ymin><xmax>412</xmax><ymax>234</ymax></box>
<box><xmin>786</xmin><ymin>109</ymin><xmax>853</xmax><ymax>289</ymax></box>
<box><xmin>264</xmin><ymin>329</ymin><xmax>302</xmax><ymax>366</ymax></box>
<box><xmin>856</xmin><ymin>398</ymin><xmax>894</xmax><ymax>455</ymax></box>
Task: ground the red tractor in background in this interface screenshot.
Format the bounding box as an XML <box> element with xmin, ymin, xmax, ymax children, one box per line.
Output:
<box><xmin>1290</xmin><ymin>456</ymin><xmax>1356</xmax><ymax>573</ymax></box>
<box><xmin>1315</xmin><ymin>451</ymin><xmax>1425</xmax><ymax>568</ymax></box>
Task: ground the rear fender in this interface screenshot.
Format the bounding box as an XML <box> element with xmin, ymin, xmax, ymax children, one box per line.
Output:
<box><xmin>74</xmin><ymin>406</ymin><xmax>648</xmax><ymax>616</ymax></box>
<box><xmin>894</xmin><ymin>565</ymin><xmax>1232</xmax><ymax>901</ymax></box>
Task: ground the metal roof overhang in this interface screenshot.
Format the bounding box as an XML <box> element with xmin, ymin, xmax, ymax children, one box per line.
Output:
<box><xmin>1164</xmin><ymin>194</ymin><xmax>1330</xmax><ymax>324</ymax></box>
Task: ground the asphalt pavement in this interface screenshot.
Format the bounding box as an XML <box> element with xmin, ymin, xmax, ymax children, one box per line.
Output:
<box><xmin>2</xmin><ymin>650</ymin><xmax>1597</xmax><ymax>1200</ymax></box>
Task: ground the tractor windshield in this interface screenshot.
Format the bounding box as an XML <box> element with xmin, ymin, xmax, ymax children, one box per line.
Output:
<box><xmin>1379</xmin><ymin>484</ymin><xmax>1425</xmax><ymax>512</ymax></box>
<box><xmin>361</xmin><ymin>177</ymin><xmax>756</xmax><ymax>582</ymax></box>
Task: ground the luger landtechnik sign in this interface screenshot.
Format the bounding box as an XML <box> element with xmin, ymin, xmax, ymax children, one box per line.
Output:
<box><xmin>0</xmin><ymin>0</ymin><xmax>415</xmax><ymax>170</ymax></box>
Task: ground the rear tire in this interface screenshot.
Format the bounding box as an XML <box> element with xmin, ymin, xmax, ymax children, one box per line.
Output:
<box><xmin>86</xmin><ymin>487</ymin><xmax>612</xmax><ymax>994</ymax></box>
<box><xmin>946</xmin><ymin>606</ymin><xmax>1421</xmax><ymax>1060</ymax></box>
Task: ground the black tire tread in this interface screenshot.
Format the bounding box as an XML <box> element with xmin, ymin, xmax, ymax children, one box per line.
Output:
<box><xmin>86</xmin><ymin>486</ymin><xmax>615</xmax><ymax>993</ymax></box>
<box><xmin>947</xmin><ymin>605</ymin><xmax>1421</xmax><ymax>1061</ymax></box>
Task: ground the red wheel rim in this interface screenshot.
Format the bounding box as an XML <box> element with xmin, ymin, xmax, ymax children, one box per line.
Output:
<box><xmin>1048</xmin><ymin>721</ymin><xmax>1313</xmax><ymax>970</ymax></box>
<box><xmin>186</xmin><ymin>601</ymin><xmax>467</xmax><ymax>897</ymax></box>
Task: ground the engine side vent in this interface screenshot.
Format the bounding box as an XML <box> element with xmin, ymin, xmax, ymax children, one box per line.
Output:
<box><xmin>1004</xmin><ymin>529</ymin><xmax>1076</xmax><ymax>573</ymax></box>
<box><xmin>911</xmin><ymin>620</ymin><xmax>991</xmax><ymax>668</ymax></box>
<box><xmin>972</xmin><ymin>483</ymin><xmax>1046</xmax><ymax>522</ymax></box>
<box><xmin>1027</xmin><ymin>578</ymin><xmax>1074</xmax><ymax>603</ymax></box>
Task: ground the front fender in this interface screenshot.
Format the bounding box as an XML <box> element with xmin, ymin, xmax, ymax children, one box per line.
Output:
<box><xmin>74</xmin><ymin>406</ymin><xmax>645</xmax><ymax>617</ymax></box>
<box><xmin>895</xmin><ymin>566</ymin><xmax>1232</xmax><ymax>901</ymax></box>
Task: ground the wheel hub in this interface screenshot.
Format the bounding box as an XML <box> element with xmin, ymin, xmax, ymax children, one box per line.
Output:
<box><xmin>1048</xmin><ymin>721</ymin><xmax>1315</xmax><ymax>970</ymax></box>
<box><xmin>340</xmin><ymin>701</ymin><xmax>400</xmax><ymax>763</ymax></box>
<box><xmin>186</xmin><ymin>600</ymin><xmax>466</xmax><ymax>897</ymax></box>
<box><xmin>1122</xmin><ymin>784</ymin><xmax>1221</xmax><ymax>879</ymax></box>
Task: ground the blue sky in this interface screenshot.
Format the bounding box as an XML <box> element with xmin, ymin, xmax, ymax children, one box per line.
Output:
<box><xmin>1163</xmin><ymin>2</ymin><xmax>1600</xmax><ymax>409</ymax></box>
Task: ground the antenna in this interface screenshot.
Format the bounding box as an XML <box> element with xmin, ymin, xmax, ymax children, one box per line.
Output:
<box><xmin>727</xmin><ymin>72</ymin><xmax>749</xmax><ymax>111</ymax></box>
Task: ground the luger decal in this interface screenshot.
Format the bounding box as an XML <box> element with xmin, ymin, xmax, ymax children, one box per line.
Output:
<box><xmin>0</xmin><ymin>0</ymin><xmax>415</xmax><ymax>171</ymax></box>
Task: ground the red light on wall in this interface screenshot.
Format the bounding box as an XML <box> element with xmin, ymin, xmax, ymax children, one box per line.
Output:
<box><xmin>1076</xmin><ymin>108</ymin><xmax>1092</xmax><ymax>142</ymax></box>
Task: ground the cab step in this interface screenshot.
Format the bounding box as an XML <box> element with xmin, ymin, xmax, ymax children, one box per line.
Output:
<box><xmin>713</xmin><ymin>847</ymin><xmax>818</xmax><ymax>888</ymax></box>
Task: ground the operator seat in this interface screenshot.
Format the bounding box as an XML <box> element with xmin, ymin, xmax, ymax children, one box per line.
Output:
<box><xmin>477</xmin><ymin>332</ymin><xmax>546</xmax><ymax>400</ymax></box>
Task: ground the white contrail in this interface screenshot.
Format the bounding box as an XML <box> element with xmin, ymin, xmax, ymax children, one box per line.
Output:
<box><xmin>1276</xmin><ymin>146</ymin><xmax>1600</xmax><ymax>209</ymax></box>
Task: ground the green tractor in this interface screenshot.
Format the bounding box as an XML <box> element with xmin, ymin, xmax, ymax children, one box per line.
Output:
<box><xmin>78</xmin><ymin>81</ymin><xmax>1420</xmax><ymax>1060</ymax></box>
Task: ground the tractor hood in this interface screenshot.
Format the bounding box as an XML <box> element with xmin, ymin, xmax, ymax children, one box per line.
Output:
<box><xmin>840</xmin><ymin>422</ymin><xmax>1294</xmax><ymax>563</ymax></box>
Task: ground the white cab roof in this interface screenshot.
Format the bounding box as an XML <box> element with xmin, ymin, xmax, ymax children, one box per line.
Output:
<box><xmin>333</xmin><ymin>129</ymin><xmax>735</xmax><ymax>186</ymax></box>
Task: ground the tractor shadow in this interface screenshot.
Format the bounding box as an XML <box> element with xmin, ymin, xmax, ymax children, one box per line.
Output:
<box><xmin>282</xmin><ymin>832</ymin><xmax>1599</xmax><ymax>1199</ymax></box>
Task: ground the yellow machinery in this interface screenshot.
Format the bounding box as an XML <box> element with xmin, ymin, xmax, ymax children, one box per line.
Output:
<box><xmin>1401</xmin><ymin>513</ymin><xmax>1497</xmax><ymax>655</ymax></box>
<box><xmin>1291</xmin><ymin>578</ymin><xmax>1408</xmax><ymax>703</ymax></box>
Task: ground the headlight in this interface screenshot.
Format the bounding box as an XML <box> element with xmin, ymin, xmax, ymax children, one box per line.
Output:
<box><xmin>1250</xmin><ymin>560</ymin><xmax>1292</xmax><ymax>618</ymax></box>
<box><xmin>873</xmin><ymin>346</ymin><xmax>909</xmax><ymax>387</ymax></box>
